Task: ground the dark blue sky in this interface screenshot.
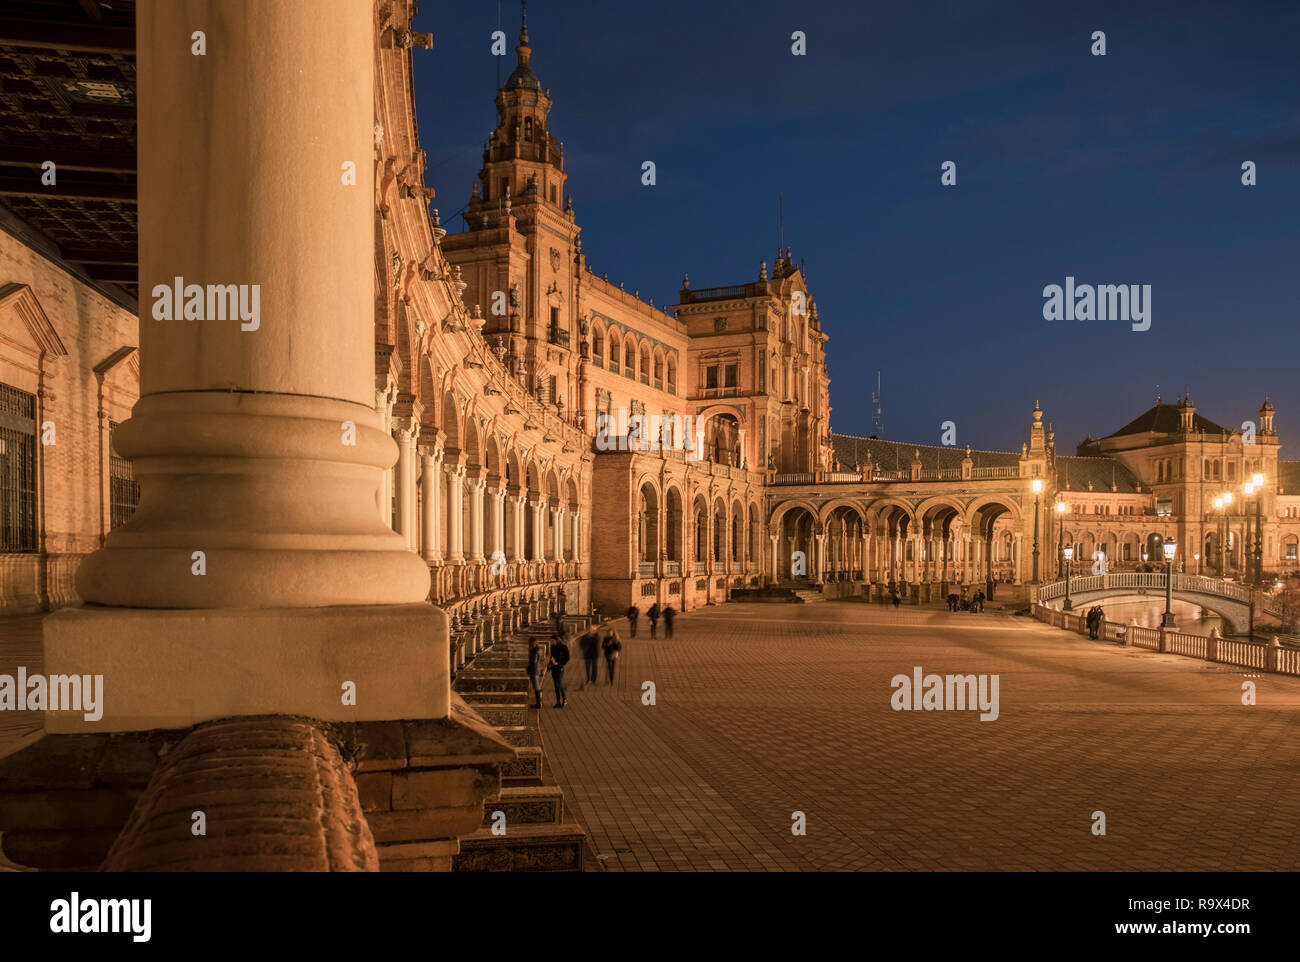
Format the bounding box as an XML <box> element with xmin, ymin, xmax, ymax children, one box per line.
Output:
<box><xmin>413</xmin><ymin>1</ymin><xmax>1300</xmax><ymax>455</ymax></box>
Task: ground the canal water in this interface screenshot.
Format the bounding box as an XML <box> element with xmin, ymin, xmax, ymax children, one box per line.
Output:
<box><xmin>1055</xmin><ymin>595</ymin><xmax>1227</xmax><ymax>636</ymax></box>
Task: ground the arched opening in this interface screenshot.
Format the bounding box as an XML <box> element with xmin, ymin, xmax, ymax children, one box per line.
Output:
<box><xmin>778</xmin><ymin>505</ymin><xmax>817</xmax><ymax>582</ymax></box>
<box><xmin>624</xmin><ymin>337</ymin><xmax>635</xmax><ymax>376</ymax></box>
<box><xmin>666</xmin><ymin>356</ymin><xmax>677</xmax><ymax>394</ymax></box>
<box><xmin>664</xmin><ymin>487</ymin><xmax>682</xmax><ymax>562</ymax></box>
<box><xmin>692</xmin><ymin>495</ymin><xmax>708</xmax><ymax>567</ymax></box>
<box><xmin>608</xmin><ymin>330</ymin><xmax>620</xmax><ymax>373</ymax></box>
<box><xmin>592</xmin><ymin>323</ymin><xmax>604</xmax><ymax>362</ymax></box>
<box><xmin>639</xmin><ymin>344</ymin><xmax>650</xmax><ymax>384</ymax></box>
<box><xmin>748</xmin><ymin>503</ymin><xmax>760</xmax><ymax>567</ymax></box>
<box><xmin>712</xmin><ymin>497</ymin><xmax>726</xmax><ymax>563</ymax></box>
<box><xmin>638</xmin><ymin>483</ymin><xmax>659</xmax><ymax>564</ymax></box>
<box><xmin>731</xmin><ymin>499</ymin><xmax>744</xmax><ymax>566</ymax></box>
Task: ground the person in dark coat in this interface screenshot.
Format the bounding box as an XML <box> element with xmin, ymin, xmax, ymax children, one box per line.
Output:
<box><xmin>977</xmin><ymin>590</ymin><xmax>985</xmax><ymax>613</ymax></box>
<box><xmin>626</xmin><ymin>604</ymin><xmax>639</xmax><ymax>638</ymax></box>
<box><xmin>891</xmin><ymin>591</ymin><xmax>900</xmax><ymax>608</ymax></box>
<box><xmin>647</xmin><ymin>603</ymin><xmax>661</xmax><ymax>639</ymax></box>
<box><xmin>662</xmin><ymin>605</ymin><xmax>677</xmax><ymax>638</ymax></box>
<box><xmin>578</xmin><ymin>626</ymin><xmax>600</xmax><ymax>688</ymax></box>
<box><xmin>548</xmin><ymin>632</ymin><xmax>570</xmax><ymax>707</ymax></box>
<box><xmin>601</xmin><ymin>628</ymin><xmax>623</xmax><ymax>684</ymax></box>
<box><xmin>526</xmin><ymin>637</ymin><xmax>547</xmax><ymax>709</ymax></box>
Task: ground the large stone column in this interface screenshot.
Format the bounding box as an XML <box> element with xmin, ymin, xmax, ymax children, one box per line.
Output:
<box><xmin>570</xmin><ymin>510</ymin><xmax>581</xmax><ymax>563</ymax></box>
<box><xmin>44</xmin><ymin>0</ymin><xmax>444</xmax><ymax>733</ymax></box>
<box><xmin>551</xmin><ymin>505</ymin><xmax>565</xmax><ymax>561</ymax></box>
<box><xmin>528</xmin><ymin>499</ymin><xmax>545</xmax><ymax>561</ymax></box>
<box><xmin>509</xmin><ymin>494</ymin><xmax>527</xmax><ymax>562</ymax></box>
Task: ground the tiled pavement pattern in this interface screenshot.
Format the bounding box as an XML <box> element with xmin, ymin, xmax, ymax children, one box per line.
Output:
<box><xmin>540</xmin><ymin>603</ymin><xmax>1300</xmax><ymax>871</ymax></box>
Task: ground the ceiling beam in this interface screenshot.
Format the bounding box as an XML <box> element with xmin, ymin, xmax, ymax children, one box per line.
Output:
<box><xmin>0</xmin><ymin>17</ymin><xmax>134</xmax><ymax>54</ymax></box>
<box><xmin>0</xmin><ymin>145</ymin><xmax>135</xmax><ymax>174</ymax></box>
<box><xmin>76</xmin><ymin>0</ymin><xmax>104</xmax><ymax>26</ymax></box>
<box><xmin>0</xmin><ymin>176</ymin><xmax>136</xmax><ymax>203</ymax></box>
<box><xmin>60</xmin><ymin>247</ymin><xmax>136</xmax><ymax>265</ymax></box>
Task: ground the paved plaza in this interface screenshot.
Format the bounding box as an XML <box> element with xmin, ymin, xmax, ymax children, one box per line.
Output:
<box><xmin>540</xmin><ymin>602</ymin><xmax>1300</xmax><ymax>871</ymax></box>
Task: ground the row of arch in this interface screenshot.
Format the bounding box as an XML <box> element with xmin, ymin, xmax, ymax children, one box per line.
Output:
<box><xmin>637</xmin><ymin>482</ymin><xmax>762</xmax><ymax>567</ymax></box>
<box><xmin>591</xmin><ymin>320</ymin><xmax>678</xmax><ymax>390</ymax></box>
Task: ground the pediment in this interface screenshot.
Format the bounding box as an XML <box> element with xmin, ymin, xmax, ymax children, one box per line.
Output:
<box><xmin>0</xmin><ymin>283</ymin><xmax>68</xmax><ymax>357</ymax></box>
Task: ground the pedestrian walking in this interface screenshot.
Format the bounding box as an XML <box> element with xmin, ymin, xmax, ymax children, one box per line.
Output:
<box><xmin>526</xmin><ymin>637</ymin><xmax>547</xmax><ymax>709</ymax></box>
<box><xmin>602</xmin><ymin>628</ymin><xmax>623</xmax><ymax>684</ymax></box>
<box><xmin>892</xmin><ymin>591</ymin><xmax>900</xmax><ymax>608</ymax></box>
<box><xmin>662</xmin><ymin>605</ymin><xmax>676</xmax><ymax>638</ymax></box>
<box><xmin>647</xmin><ymin>602</ymin><xmax>661</xmax><ymax>639</ymax></box>
<box><xmin>548</xmin><ymin>632</ymin><xmax>570</xmax><ymax>707</ymax></box>
<box><xmin>977</xmin><ymin>590</ymin><xmax>985</xmax><ymax>613</ymax></box>
<box><xmin>626</xmin><ymin>604</ymin><xmax>639</xmax><ymax>638</ymax></box>
<box><xmin>578</xmin><ymin>625</ymin><xmax>600</xmax><ymax>688</ymax></box>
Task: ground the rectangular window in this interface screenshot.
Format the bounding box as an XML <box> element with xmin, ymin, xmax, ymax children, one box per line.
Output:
<box><xmin>1288</xmin><ymin>543</ymin><xmax>1297</xmax><ymax>561</ymax></box>
<box><xmin>1228</xmin><ymin>462</ymin><xmax>1236</xmax><ymax>481</ymax></box>
<box><xmin>724</xmin><ymin>364</ymin><xmax>738</xmax><ymax>388</ymax></box>
<box><xmin>1156</xmin><ymin>498</ymin><xmax>1172</xmax><ymax>517</ymax></box>
<box><xmin>0</xmin><ymin>382</ymin><xmax>38</xmax><ymax>552</ymax></box>
<box><xmin>1122</xmin><ymin>544</ymin><xmax>1132</xmax><ymax>561</ymax></box>
<box><xmin>705</xmin><ymin>366</ymin><xmax>719</xmax><ymax>389</ymax></box>
<box><xmin>109</xmin><ymin>419</ymin><xmax>140</xmax><ymax>529</ymax></box>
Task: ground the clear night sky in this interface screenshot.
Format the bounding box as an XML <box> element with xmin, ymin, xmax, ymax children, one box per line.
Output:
<box><xmin>412</xmin><ymin>1</ymin><xmax>1300</xmax><ymax>455</ymax></box>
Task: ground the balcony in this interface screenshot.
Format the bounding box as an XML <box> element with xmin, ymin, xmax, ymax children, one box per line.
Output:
<box><xmin>637</xmin><ymin>561</ymin><xmax>656</xmax><ymax>578</ymax></box>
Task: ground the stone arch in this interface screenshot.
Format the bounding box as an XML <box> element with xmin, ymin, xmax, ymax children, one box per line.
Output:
<box><xmin>462</xmin><ymin>415</ymin><xmax>483</xmax><ymax>470</ymax></box>
<box><xmin>712</xmin><ymin>495</ymin><xmax>728</xmax><ymax>563</ymax></box>
<box><xmin>623</xmin><ymin>333</ymin><xmax>636</xmax><ymax>375</ymax></box>
<box><xmin>638</xmin><ymin>482</ymin><xmax>660</xmax><ymax>563</ymax></box>
<box><xmin>691</xmin><ymin>492</ymin><xmax>710</xmax><ymax>564</ymax></box>
<box><xmin>747</xmin><ymin>501</ymin><xmax>760</xmax><ymax>565</ymax></box>
<box><xmin>484</xmin><ymin>434</ymin><xmax>502</xmax><ymax>487</ymax></box>
<box><xmin>818</xmin><ymin>497</ymin><xmax>867</xmax><ymax>527</ymax></box>
<box><xmin>730</xmin><ymin>497</ymin><xmax>745</xmax><ymax>564</ymax></box>
<box><xmin>769</xmin><ymin>497</ymin><xmax>820</xmax><ymax>530</ymax></box>
<box><xmin>652</xmin><ymin>346</ymin><xmax>665</xmax><ymax>385</ymax></box>
<box><xmin>440</xmin><ymin>390</ymin><xmax>462</xmax><ymax>453</ymax></box>
<box><xmin>663</xmin><ymin>484</ymin><xmax>684</xmax><ymax>563</ymax></box>
<box><xmin>505</xmin><ymin>446</ymin><xmax>524</xmax><ymax>495</ymax></box>
<box><xmin>607</xmin><ymin>327</ymin><xmax>621</xmax><ymax>371</ymax></box>
<box><xmin>591</xmin><ymin>318</ymin><xmax>605</xmax><ymax>360</ymax></box>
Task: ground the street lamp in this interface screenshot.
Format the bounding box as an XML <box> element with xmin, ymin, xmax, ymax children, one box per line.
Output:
<box><xmin>1222</xmin><ymin>491</ymin><xmax>1234</xmax><ymax>577</ymax></box>
<box><xmin>1161</xmin><ymin>538</ymin><xmax>1177</xmax><ymax>627</ymax></box>
<box><xmin>1253</xmin><ymin>471</ymin><xmax>1265</xmax><ymax>588</ymax></box>
<box><xmin>1031</xmin><ymin>478</ymin><xmax>1042</xmax><ymax>584</ymax></box>
<box><xmin>1055</xmin><ymin>499</ymin><xmax>1066</xmax><ymax>578</ymax></box>
<box><xmin>1244</xmin><ymin>481</ymin><xmax>1256</xmax><ymax>587</ymax></box>
<box><xmin>1194</xmin><ymin>552</ymin><xmax>1200</xmax><ymax>576</ymax></box>
<box><xmin>1063</xmin><ymin>544</ymin><xmax>1074</xmax><ymax>611</ymax></box>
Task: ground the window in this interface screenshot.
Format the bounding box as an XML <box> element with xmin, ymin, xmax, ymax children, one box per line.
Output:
<box><xmin>667</xmin><ymin>358</ymin><xmax>677</xmax><ymax>394</ymax></box>
<box><xmin>0</xmin><ymin>382</ymin><xmax>37</xmax><ymax>552</ymax></box>
<box><xmin>1156</xmin><ymin>498</ymin><xmax>1172</xmax><ymax>517</ymax></box>
<box><xmin>624</xmin><ymin>341</ymin><xmax>635</xmax><ymax>376</ymax></box>
<box><xmin>592</xmin><ymin>327</ymin><xmax>604</xmax><ymax>363</ymax></box>
<box><xmin>1213</xmin><ymin>460</ymin><xmax>1221</xmax><ymax>480</ymax></box>
<box><xmin>549</xmin><ymin>306</ymin><xmax>559</xmax><ymax>342</ymax></box>
<box><xmin>608</xmin><ymin>333</ymin><xmax>620</xmax><ymax>372</ymax></box>
<box><xmin>109</xmin><ymin>420</ymin><xmax>140</xmax><ymax>529</ymax></box>
<box><xmin>1228</xmin><ymin>462</ymin><xmax>1236</xmax><ymax>481</ymax></box>
<box><xmin>1287</xmin><ymin>541</ymin><xmax>1297</xmax><ymax>561</ymax></box>
<box><xmin>1122</xmin><ymin>543</ymin><xmax>1132</xmax><ymax>561</ymax></box>
<box><xmin>705</xmin><ymin>366</ymin><xmax>719</xmax><ymax>389</ymax></box>
<box><xmin>724</xmin><ymin>364</ymin><xmax>738</xmax><ymax>389</ymax></box>
<box><xmin>550</xmin><ymin>186</ymin><xmax>556</xmax><ymax>204</ymax></box>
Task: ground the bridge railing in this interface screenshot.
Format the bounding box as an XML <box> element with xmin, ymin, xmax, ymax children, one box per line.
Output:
<box><xmin>1031</xmin><ymin>602</ymin><xmax>1299</xmax><ymax>676</ymax></box>
<box><xmin>1035</xmin><ymin>572</ymin><xmax>1271</xmax><ymax>610</ymax></box>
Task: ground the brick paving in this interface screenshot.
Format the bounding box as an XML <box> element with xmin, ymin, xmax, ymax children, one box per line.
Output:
<box><xmin>540</xmin><ymin>602</ymin><xmax>1300</xmax><ymax>871</ymax></box>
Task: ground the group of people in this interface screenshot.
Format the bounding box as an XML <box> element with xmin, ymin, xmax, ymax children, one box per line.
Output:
<box><xmin>945</xmin><ymin>590</ymin><xmax>985</xmax><ymax>613</ymax></box>
<box><xmin>625</xmin><ymin>602</ymin><xmax>676</xmax><ymax>639</ymax></box>
<box><xmin>527</xmin><ymin>620</ymin><xmax>626</xmax><ymax>709</ymax></box>
<box><xmin>1085</xmin><ymin>605</ymin><xmax>1105</xmax><ymax>640</ymax></box>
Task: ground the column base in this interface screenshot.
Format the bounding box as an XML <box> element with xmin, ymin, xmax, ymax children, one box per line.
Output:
<box><xmin>42</xmin><ymin>603</ymin><xmax>450</xmax><ymax>733</ymax></box>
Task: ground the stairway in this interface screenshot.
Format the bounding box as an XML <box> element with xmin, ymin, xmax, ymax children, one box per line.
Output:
<box><xmin>452</xmin><ymin>627</ymin><xmax>588</xmax><ymax>871</ymax></box>
<box><xmin>792</xmin><ymin>588</ymin><xmax>826</xmax><ymax>604</ymax></box>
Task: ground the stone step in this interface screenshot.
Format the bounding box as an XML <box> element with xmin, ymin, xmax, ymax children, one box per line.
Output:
<box><xmin>501</xmin><ymin>745</ymin><xmax>544</xmax><ymax>782</ymax></box>
<box><xmin>453</xmin><ymin>672</ymin><xmax>530</xmax><ymax>694</ymax></box>
<box><xmin>474</xmin><ymin>704</ymin><xmax>528</xmax><ymax>727</ymax></box>
<box><xmin>461</xmin><ymin>690</ymin><xmax>530</xmax><ymax>705</ymax></box>
<box><xmin>454</xmin><ymin>821</ymin><xmax>586</xmax><ymax>872</ymax></box>
<box><xmin>493</xmin><ymin>726</ymin><xmax>540</xmax><ymax>748</ymax></box>
<box><xmin>483</xmin><ymin>785</ymin><xmax>564</xmax><ymax>826</ymax></box>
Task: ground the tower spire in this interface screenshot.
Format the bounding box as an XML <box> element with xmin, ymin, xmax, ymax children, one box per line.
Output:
<box><xmin>517</xmin><ymin>1</ymin><xmax>531</xmax><ymax>67</ymax></box>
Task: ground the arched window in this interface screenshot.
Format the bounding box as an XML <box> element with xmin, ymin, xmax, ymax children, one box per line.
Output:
<box><xmin>667</xmin><ymin>357</ymin><xmax>677</xmax><ymax>394</ymax></box>
<box><xmin>639</xmin><ymin>346</ymin><xmax>650</xmax><ymax>383</ymax></box>
<box><xmin>731</xmin><ymin>514</ymin><xmax>741</xmax><ymax>562</ymax></box>
<box><xmin>592</xmin><ymin>325</ymin><xmax>604</xmax><ymax>360</ymax></box>
<box><xmin>608</xmin><ymin>332</ymin><xmax>620</xmax><ymax>372</ymax></box>
<box><xmin>713</xmin><ymin>512</ymin><xmax>724</xmax><ymax>562</ymax></box>
<box><xmin>695</xmin><ymin>506</ymin><xmax>707</xmax><ymax>562</ymax></box>
<box><xmin>625</xmin><ymin>340</ymin><xmax>636</xmax><ymax>376</ymax></box>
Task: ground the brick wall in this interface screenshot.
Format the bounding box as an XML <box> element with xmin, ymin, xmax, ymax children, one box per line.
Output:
<box><xmin>0</xmin><ymin>228</ymin><xmax>138</xmax><ymax>612</ymax></box>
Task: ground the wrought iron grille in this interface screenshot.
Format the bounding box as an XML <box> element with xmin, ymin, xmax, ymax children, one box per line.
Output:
<box><xmin>0</xmin><ymin>382</ymin><xmax>37</xmax><ymax>552</ymax></box>
<box><xmin>108</xmin><ymin>419</ymin><xmax>140</xmax><ymax>529</ymax></box>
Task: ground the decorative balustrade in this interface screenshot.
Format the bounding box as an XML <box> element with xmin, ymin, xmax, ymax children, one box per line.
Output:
<box><xmin>637</xmin><ymin>561</ymin><xmax>656</xmax><ymax>578</ymax></box>
<box><xmin>1032</xmin><ymin>602</ymin><xmax>1298</xmax><ymax>676</ymax></box>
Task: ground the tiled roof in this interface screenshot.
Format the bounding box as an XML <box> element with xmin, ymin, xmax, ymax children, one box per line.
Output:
<box><xmin>831</xmin><ymin>434</ymin><xmax>1019</xmax><ymax>471</ymax></box>
<box><xmin>1057</xmin><ymin>456</ymin><xmax>1143</xmax><ymax>494</ymax></box>
<box><xmin>1104</xmin><ymin>402</ymin><xmax>1228</xmax><ymax>439</ymax></box>
<box><xmin>1279</xmin><ymin>461</ymin><xmax>1300</xmax><ymax>495</ymax></box>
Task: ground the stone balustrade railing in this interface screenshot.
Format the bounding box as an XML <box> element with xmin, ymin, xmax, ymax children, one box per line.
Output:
<box><xmin>1034</xmin><ymin>571</ymin><xmax>1283</xmax><ymax>616</ymax></box>
<box><xmin>1031</xmin><ymin>603</ymin><xmax>1298</xmax><ymax>675</ymax></box>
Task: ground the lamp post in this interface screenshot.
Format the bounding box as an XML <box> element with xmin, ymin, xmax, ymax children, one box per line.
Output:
<box><xmin>1161</xmin><ymin>538</ymin><xmax>1177</xmax><ymax>627</ymax></box>
<box><xmin>1194</xmin><ymin>552</ymin><xmax>1200</xmax><ymax>577</ymax></box>
<box><xmin>1221</xmin><ymin>491</ymin><xmax>1233</xmax><ymax>577</ymax></box>
<box><xmin>1055</xmin><ymin>499</ymin><xmax>1066</xmax><ymax>578</ymax></box>
<box><xmin>1031</xmin><ymin>478</ymin><xmax>1042</xmax><ymax>585</ymax></box>
<box><xmin>1063</xmin><ymin>544</ymin><xmax>1074</xmax><ymax>611</ymax></box>
<box><xmin>1248</xmin><ymin>470</ymin><xmax>1258</xmax><ymax>585</ymax></box>
<box><xmin>1244</xmin><ymin>481</ymin><xmax>1256</xmax><ymax>587</ymax></box>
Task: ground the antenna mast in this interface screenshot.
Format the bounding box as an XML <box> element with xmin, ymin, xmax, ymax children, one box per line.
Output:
<box><xmin>872</xmin><ymin>371</ymin><xmax>883</xmax><ymax>437</ymax></box>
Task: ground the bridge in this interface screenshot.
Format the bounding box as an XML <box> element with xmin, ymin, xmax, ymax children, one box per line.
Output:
<box><xmin>1034</xmin><ymin>571</ymin><xmax>1283</xmax><ymax>636</ymax></box>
